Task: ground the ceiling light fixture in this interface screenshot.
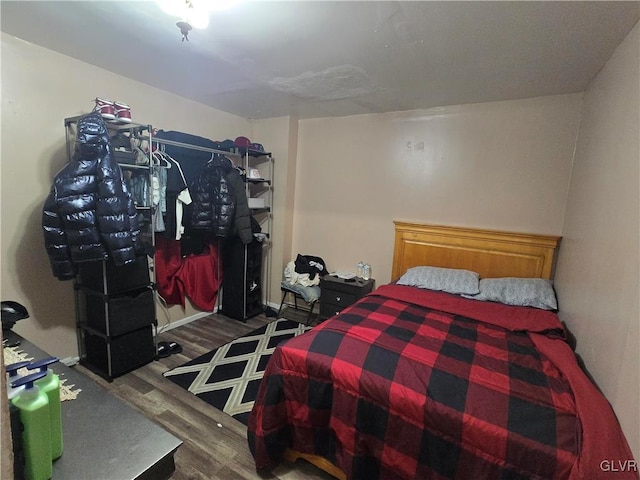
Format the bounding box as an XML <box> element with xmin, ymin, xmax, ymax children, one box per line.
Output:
<box><xmin>158</xmin><ymin>0</ymin><xmax>242</xmax><ymax>41</ymax></box>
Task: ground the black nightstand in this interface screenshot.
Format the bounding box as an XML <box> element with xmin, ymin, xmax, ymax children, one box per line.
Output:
<box><xmin>319</xmin><ymin>275</ymin><xmax>375</xmax><ymax>321</ymax></box>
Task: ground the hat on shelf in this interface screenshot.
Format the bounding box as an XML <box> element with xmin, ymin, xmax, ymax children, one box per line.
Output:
<box><xmin>234</xmin><ymin>136</ymin><xmax>251</xmax><ymax>148</ymax></box>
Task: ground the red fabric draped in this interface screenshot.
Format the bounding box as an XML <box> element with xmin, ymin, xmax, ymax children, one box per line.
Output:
<box><xmin>155</xmin><ymin>236</ymin><xmax>221</xmax><ymax>311</ymax></box>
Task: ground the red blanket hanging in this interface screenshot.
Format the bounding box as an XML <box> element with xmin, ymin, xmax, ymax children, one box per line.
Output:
<box><xmin>155</xmin><ymin>236</ymin><xmax>221</xmax><ymax>311</ymax></box>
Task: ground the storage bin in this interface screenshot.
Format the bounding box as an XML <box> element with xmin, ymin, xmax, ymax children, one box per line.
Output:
<box><xmin>82</xmin><ymin>326</ymin><xmax>155</xmax><ymax>378</ymax></box>
<box><xmin>79</xmin><ymin>256</ymin><xmax>151</xmax><ymax>294</ymax></box>
<box><xmin>84</xmin><ymin>288</ymin><xmax>155</xmax><ymax>336</ymax></box>
<box><xmin>248</xmin><ymin>198</ymin><xmax>266</xmax><ymax>209</ymax></box>
<box><xmin>222</xmin><ymin>239</ymin><xmax>264</xmax><ymax>321</ymax></box>
<box><xmin>113</xmin><ymin>150</ymin><xmax>137</xmax><ymax>165</ymax></box>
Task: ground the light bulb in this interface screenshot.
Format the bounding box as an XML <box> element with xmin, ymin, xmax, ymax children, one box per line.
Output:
<box><xmin>193</xmin><ymin>0</ymin><xmax>243</xmax><ymax>13</ymax></box>
<box><xmin>186</xmin><ymin>6</ymin><xmax>210</xmax><ymax>29</ymax></box>
<box><xmin>158</xmin><ymin>0</ymin><xmax>242</xmax><ymax>31</ymax></box>
<box><xmin>158</xmin><ymin>0</ymin><xmax>188</xmax><ymax>17</ymax></box>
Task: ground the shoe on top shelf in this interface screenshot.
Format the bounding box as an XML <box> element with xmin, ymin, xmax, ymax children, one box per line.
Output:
<box><xmin>114</xmin><ymin>101</ymin><xmax>132</xmax><ymax>123</ymax></box>
<box><xmin>94</xmin><ymin>97</ymin><xmax>115</xmax><ymax>120</ymax></box>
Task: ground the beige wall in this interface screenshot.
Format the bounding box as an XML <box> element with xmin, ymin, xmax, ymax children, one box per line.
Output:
<box><xmin>292</xmin><ymin>94</ymin><xmax>582</xmax><ymax>282</ymax></box>
<box><xmin>0</xmin><ymin>33</ymin><xmax>251</xmax><ymax>359</ymax></box>
<box><xmin>555</xmin><ymin>22</ymin><xmax>639</xmax><ymax>459</ymax></box>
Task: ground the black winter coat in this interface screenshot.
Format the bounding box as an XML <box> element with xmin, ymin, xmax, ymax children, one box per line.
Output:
<box><xmin>187</xmin><ymin>155</ymin><xmax>253</xmax><ymax>244</ymax></box>
<box><xmin>42</xmin><ymin>113</ymin><xmax>141</xmax><ymax>280</ymax></box>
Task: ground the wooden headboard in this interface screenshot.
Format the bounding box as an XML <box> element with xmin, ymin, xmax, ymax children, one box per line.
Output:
<box><xmin>391</xmin><ymin>221</ymin><xmax>561</xmax><ymax>281</ymax></box>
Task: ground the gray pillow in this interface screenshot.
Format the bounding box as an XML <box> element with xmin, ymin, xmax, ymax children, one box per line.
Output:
<box><xmin>397</xmin><ymin>266</ymin><xmax>480</xmax><ymax>295</ymax></box>
<box><xmin>469</xmin><ymin>277</ymin><xmax>558</xmax><ymax>310</ymax></box>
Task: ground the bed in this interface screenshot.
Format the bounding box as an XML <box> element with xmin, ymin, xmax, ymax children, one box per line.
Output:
<box><xmin>248</xmin><ymin>222</ymin><xmax>637</xmax><ymax>480</ymax></box>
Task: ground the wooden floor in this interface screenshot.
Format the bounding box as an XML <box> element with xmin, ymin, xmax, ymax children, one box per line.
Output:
<box><xmin>75</xmin><ymin>308</ymin><xmax>335</xmax><ymax>480</ymax></box>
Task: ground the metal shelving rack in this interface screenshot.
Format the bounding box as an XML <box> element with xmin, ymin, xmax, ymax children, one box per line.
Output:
<box><xmin>64</xmin><ymin>115</ymin><xmax>158</xmax><ymax>381</ymax></box>
<box><xmin>221</xmin><ymin>146</ymin><xmax>274</xmax><ymax>321</ymax></box>
<box><xmin>243</xmin><ymin>147</ymin><xmax>274</xmax><ymax>318</ymax></box>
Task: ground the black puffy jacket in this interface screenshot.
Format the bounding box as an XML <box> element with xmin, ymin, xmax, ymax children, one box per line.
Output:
<box><xmin>187</xmin><ymin>155</ymin><xmax>252</xmax><ymax>244</ymax></box>
<box><xmin>42</xmin><ymin>113</ymin><xmax>141</xmax><ymax>280</ymax></box>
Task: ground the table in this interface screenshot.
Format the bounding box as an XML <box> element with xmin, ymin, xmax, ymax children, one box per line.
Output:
<box><xmin>10</xmin><ymin>335</ymin><xmax>182</xmax><ymax>480</ymax></box>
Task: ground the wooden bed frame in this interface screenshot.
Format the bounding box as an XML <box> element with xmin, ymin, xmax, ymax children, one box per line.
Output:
<box><xmin>283</xmin><ymin>221</ymin><xmax>561</xmax><ymax>479</ymax></box>
<box><xmin>391</xmin><ymin>221</ymin><xmax>560</xmax><ymax>281</ymax></box>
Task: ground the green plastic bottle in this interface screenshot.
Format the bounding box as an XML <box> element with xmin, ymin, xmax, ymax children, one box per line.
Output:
<box><xmin>11</xmin><ymin>371</ymin><xmax>52</xmax><ymax>480</ymax></box>
<box><xmin>28</xmin><ymin>357</ymin><xmax>63</xmax><ymax>460</ymax></box>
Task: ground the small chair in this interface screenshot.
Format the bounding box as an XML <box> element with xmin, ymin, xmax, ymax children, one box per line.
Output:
<box><xmin>277</xmin><ymin>282</ymin><xmax>321</xmax><ymax>325</ymax></box>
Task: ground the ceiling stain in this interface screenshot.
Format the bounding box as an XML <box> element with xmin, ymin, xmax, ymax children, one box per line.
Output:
<box><xmin>269</xmin><ymin>65</ymin><xmax>378</xmax><ymax>102</ymax></box>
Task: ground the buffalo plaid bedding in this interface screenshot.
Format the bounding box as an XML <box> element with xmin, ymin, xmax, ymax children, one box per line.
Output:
<box><xmin>248</xmin><ymin>284</ymin><xmax>637</xmax><ymax>480</ymax></box>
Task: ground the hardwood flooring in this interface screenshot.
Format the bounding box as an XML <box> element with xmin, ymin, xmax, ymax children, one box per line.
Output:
<box><xmin>74</xmin><ymin>308</ymin><xmax>335</xmax><ymax>480</ymax></box>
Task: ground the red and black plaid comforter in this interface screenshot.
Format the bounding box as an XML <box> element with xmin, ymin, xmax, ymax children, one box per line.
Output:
<box><xmin>248</xmin><ymin>284</ymin><xmax>637</xmax><ymax>480</ymax></box>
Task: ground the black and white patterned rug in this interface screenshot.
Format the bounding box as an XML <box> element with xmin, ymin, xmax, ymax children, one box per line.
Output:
<box><xmin>163</xmin><ymin>319</ymin><xmax>312</xmax><ymax>425</ymax></box>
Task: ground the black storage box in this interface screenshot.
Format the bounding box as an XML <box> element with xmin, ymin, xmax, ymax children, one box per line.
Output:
<box><xmin>113</xmin><ymin>150</ymin><xmax>137</xmax><ymax>165</ymax></box>
<box><xmin>85</xmin><ymin>288</ymin><xmax>155</xmax><ymax>336</ymax></box>
<box><xmin>79</xmin><ymin>256</ymin><xmax>151</xmax><ymax>294</ymax></box>
<box><xmin>221</xmin><ymin>239</ymin><xmax>263</xmax><ymax>321</ymax></box>
<box><xmin>83</xmin><ymin>326</ymin><xmax>155</xmax><ymax>379</ymax></box>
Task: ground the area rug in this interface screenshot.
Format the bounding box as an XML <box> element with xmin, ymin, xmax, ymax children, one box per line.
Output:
<box><xmin>163</xmin><ymin>319</ymin><xmax>312</xmax><ymax>425</ymax></box>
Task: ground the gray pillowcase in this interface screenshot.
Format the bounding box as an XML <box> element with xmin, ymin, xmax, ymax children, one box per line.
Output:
<box><xmin>468</xmin><ymin>277</ymin><xmax>558</xmax><ymax>310</ymax></box>
<box><xmin>397</xmin><ymin>266</ymin><xmax>480</xmax><ymax>295</ymax></box>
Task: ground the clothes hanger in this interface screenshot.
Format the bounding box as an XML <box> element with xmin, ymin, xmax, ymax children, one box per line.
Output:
<box><xmin>159</xmin><ymin>151</ymin><xmax>177</xmax><ymax>167</ymax></box>
<box><xmin>158</xmin><ymin>151</ymin><xmax>174</xmax><ymax>168</ymax></box>
<box><xmin>152</xmin><ymin>151</ymin><xmax>172</xmax><ymax>169</ymax></box>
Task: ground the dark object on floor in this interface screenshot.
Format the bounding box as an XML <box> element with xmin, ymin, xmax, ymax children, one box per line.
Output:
<box><xmin>2</xmin><ymin>300</ymin><xmax>29</xmax><ymax>348</ymax></box>
<box><xmin>264</xmin><ymin>306</ymin><xmax>278</xmax><ymax>317</ymax></box>
<box><xmin>158</xmin><ymin>341</ymin><xmax>183</xmax><ymax>358</ymax></box>
<box><xmin>163</xmin><ymin>319</ymin><xmax>311</xmax><ymax>425</ymax></box>
<box><xmin>157</xmin><ymin>342</ymin><xmax>171</xmax><ymax>358</ymax></box>
<box><xmin>1</xmin><ymin>300</ymin><xmax>29</xmax><ymax>330</ymax></box>
<box><xmin>168</xmin><ymin>341</ymin><xmax>183</xmax><ymax>355</ymax></box>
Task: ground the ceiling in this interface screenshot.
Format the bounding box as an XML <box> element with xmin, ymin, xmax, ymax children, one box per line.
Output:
<box><xmin>2</xmin><ymin>1</ymin><xmax>639</xmax><ymax>120</ymax></box>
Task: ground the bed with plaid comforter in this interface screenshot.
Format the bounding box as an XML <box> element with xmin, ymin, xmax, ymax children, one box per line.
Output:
<box><xmin>248</xmin><ymin>284</ymin><xmax>637</xmax><ymax>480</ymax></box>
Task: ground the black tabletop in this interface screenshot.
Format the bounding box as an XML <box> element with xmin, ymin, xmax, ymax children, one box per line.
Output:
<box><xmin>9</xmin><ymin>335</ymin><xmax>182</xmax><ymax>480</ymax></box>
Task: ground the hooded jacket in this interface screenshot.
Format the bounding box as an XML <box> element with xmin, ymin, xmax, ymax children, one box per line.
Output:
<box><xmin>187</xmin><ymin>155</ymin><xmax>253</xmax><ymax>244</ymax></box>
<box><xmin>42</xmin><ymin>112</ymin><xmax>142</xmax><ymax>280</ymax></box>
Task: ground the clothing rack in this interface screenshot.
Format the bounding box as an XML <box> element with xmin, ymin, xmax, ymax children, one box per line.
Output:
<box><xmin>64</xmin><ymin>115</ymin><xmax>158</xmax><ymax>381</ymax></box>
<box><xmin>149</xmin><ymin>133</ymin><xmax>273</xmax><ymax>320</ymax></box>
<box><xmin>66</xmin><ymin>114</ymin><xmax>274</xmax><ymax>320</ymax></box>
<box><xmin>151</xmin><ymin>136</ymin><xmax>231</xmax><ymax>314</ymax></box>
<box><xmin>151</xmin><ymin>136</ymin><xmax>235</xmax><ymax>158</ymax></box>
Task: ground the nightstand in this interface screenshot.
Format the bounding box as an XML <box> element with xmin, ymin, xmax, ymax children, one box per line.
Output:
<box><xmin>319</xmin><ymin>275</ymin><xmax>375</xmax><ymax>321</ymax></box>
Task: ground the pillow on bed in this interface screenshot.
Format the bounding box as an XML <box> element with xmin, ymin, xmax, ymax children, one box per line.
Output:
<box><xmin>469</xmin><ymin>277</ymin><xmax>558</xmax><ymax>310</ymax></box>
<box><xmin>397</xmin><ymin>266</ymin><xmax>480</xmax><ymax>295</ymax></box>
